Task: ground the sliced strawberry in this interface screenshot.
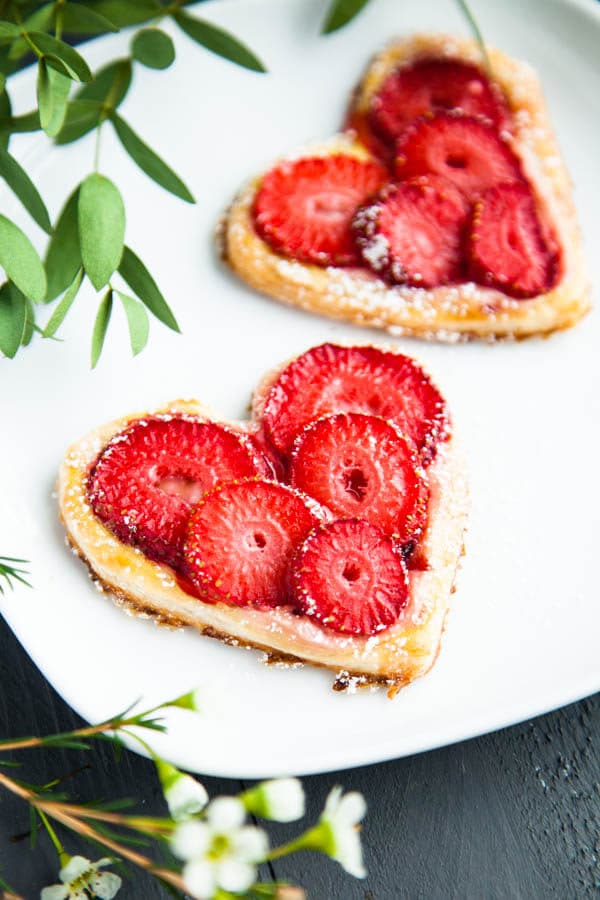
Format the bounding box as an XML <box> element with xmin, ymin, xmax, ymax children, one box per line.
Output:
<box><xmin>370</xmin><ymin>58</ymin><xmax>509</xmax><ymax>147</ymax></box>
<box><xmin>353</xmin><ymin>175</ymin><xmax>468</xmax><ymax>287</ymax></box>
<box><xmin>260</xmin><ymin>343</ymin><xmax>449</xmax><ymax>463</ymax></box>
<box><xmin>396</xmin><ymin>113</ymin><xmax>523</xmax><ymax>201</ymax></box>
<box><xmin>184</xmin><ymin>479</ymin><xmax>322</xmax><ymax>606</ymax></box>
<box><xmin>292</xmin><ymin>519</ymin><xmax>409</xmax><ymax>635</ymax></box>
<box><xmin>253</xmin><ymin>155</ymin><xmax>387</xmax><ymax>266</ymax></box>
<box><xmin>468</xmin><ymin>182</ymin><xmax>560</xmax><ymax>298</ymax></box>
<box><xmin>290</xmin><ymin>413</ymin><xmax>427</xmax><ymax>545</ymax></box>
<box><xmin>88</xmin><ymin>417</ymin><xmax>266</xmax><ymax>569</ymax></box>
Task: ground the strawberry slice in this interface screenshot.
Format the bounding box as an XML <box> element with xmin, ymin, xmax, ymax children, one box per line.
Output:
<box><xmin>292</xmin><ymin>519</ymin><xmax>409</xmax><ymax>635</ymax></box>
<box><xmin>468</xmin><ymin>182</ymin><xmax>560</xmax><ymax>298</ymax></box>
<box><xmin>88</xmin><ymin>417</ymin><xmax>267</xmax><ymax>569</ymax></box>
<box><xmin>290</xmin><ymin>413</ymin><xmax>427</xmax><ymax>545</ymax></box>
<box><xmin>260</xmin><ymin>343</ymin><xmax>449</xmax><ymax>463</ymax></box>
<box><xmin>396</xmin><ymin>113</ymin><xmax>523</xmax><ymax>201</ymax></box>
<box><xmin>253</xmin><ymin>155</ymin><xmax>387</xmax><ymax>266</ymax></box>
<box><xmin>370</xmin><ymin>58</ymin><xmax>509</xmax><ymax>147</ymax></box>
<box><xmin>184</xmin><ymin>479</ymin><xmax>322</xmax><ymax>606</ymax></box>
<box><xmin>353</xmin><ymin>175</ymin><xmax>468</xmax><ymax>287</ymax></box>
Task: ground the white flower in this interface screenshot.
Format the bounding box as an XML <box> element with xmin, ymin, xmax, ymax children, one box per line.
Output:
<box><xmin>243</xmin><ymin>778</ymin><xmax>305</xmax><ymax>822</ymax></box>
<box><xmin>166</xmin><ymin>771</ymin><xmax>209</xmax><ymax>821</ymax></box>
<box><xmin>319</xmin><ymin>787</ymin><xmax>367</xmax><ymax>878</ymax></box>
<box><xmin>40</xmin><ymin>856</ymin><xmax>121</xmax><ymax>900</ymax></box>
<box><xmin>156</xmin><ymin>758</ymin><xmax>208</xmax><ymax>821</ymax></box>
<box><xmin>171</xmin><ymin>796</ymin><xmax>269</xmax><ymax>900</ymax></box>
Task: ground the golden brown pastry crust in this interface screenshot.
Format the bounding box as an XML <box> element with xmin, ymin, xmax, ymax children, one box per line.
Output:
<box><xmin>222</xmin><ymin>34</ymin><xmax>590</xmax><ymax>341</ymax></box>
<box><xmin>57</xmin><ymin>350</ymin><xmax>469</xmax><ymax>693</ymax></box>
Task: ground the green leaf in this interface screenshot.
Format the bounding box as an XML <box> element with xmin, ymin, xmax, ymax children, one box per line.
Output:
<box><xmin>76</xmin><ymin>57</ymin><xmax>132</xmax><ymax>105</ymax></box>
<box><xmin>322</xmin><ymin>0</ymin><xmax>372</xmax><ymax>33</ymax></box>
<box><xmin>29</xmin><ymin>805</ymin><xmax>38</xmax><ymax>850</ymax></box>
<box><xmin>0</xmin><ymin>216</ymin><xmax>46</xmax><ymax>302</ymax></box>
<box><xmin>62</xmin><ymin>2</ymin><xmax>119</xmax><ymax>34</ymax></box>
<box><xmin>78</xmin><ymin>174</ymin><xmax>125</xmax><ymax>290</ymax></box>
<box><xmin>40</xmin><ymin>735</ymin><xmax>92</xmax><ymax>750</ymax></box>
<box><xmin>55</xmin><ymin>99</ymin><xmax>102</xmax><ymax>144</ymax></box>
<box><xmin>29</xmin><ymin>32</ymin><xmax>92</xmax><ymax>82</ymax></box>
<box><xmin>0</xmin><ymin>146</ymin><xmax>51</xmax><ymax>233</ymax></box>
<box><xmin>117</xmin><ymin>290</ymin><xmax>149</xmax><ymax>355</ymax></box>
<box><xmin>0</xmin><ymin>85</ymin><xmax>10</xmax><ymax>150</ymax></box>
<box><xmin>111</xmin><ymin>113</ymin><xmax>194</xmax><ymax>203</ymax></box>
<box><xmin>91</xmin><ymin>287</ymin><xmax>112</xmax><ymax>367</ymax></box>
<box><xmin>173</xmin><ymin>12</ymin><xmax>266</xmax><ymax>73</ymax></box>
<box><xmin>23</xmin><ymin>3</ymin><xmax>55</xmax><ymax>33</ymax></box>
<box><xmin>0</xmin><ymin>23</ymin><xmax>21</xmax><ymax>41</ymax></box>
<box><xmin>1</xmin><ymin>109</ymin><xmax>40</xmax><ymax>134</ymax></box>
<box><xmin>131</xmin><ymin>27</ymin><xmax>175</xmax><ymax>69</ymax></box>
<box><xmin>118</xmin><ymin>246</ymin><xmax>179</xmax><ymax>332</ymax></box>
<box><xmin>45</xmin><ymin>187</ymin><xmax>81</xmax><ymax>301</ymax></box>
<box><xmin>43</xmin><ymin>267</ymin><xmax>83</xmax><ymax>337</ymax></box>
<box><xmin>37</xmin><ymin>60</ymin><xmax>70</xmax><ymax>137</ymax></box>
<box><xmin>21</xmin><ymin>296</ymin><xmax>35</xmax><ymax>345</ymax></box>
<box><xmin>0</xmin><ymin>281</ymin><xmax>26</xmax><ymax>357</ymax></box>
<box><xmin>91</xmin><ymin>0</ymin><xmax>161</xmax><ymax>27</ymax></box>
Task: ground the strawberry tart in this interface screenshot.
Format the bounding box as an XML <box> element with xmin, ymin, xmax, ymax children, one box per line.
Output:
<box><xmin>58</xmin><ymin>344</ymin><xmax>468</xmax><ymax>694</ymax></box>
<box><xmin>223</xmin><ymin>34</ymin><xmax>590</xmax><ymax>340</ymax></box>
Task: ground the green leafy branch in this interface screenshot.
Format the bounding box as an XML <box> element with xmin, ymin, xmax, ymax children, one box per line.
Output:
<box><xmin>0</xmin><ymin>689</ymin><xmax>366</xmax><ymax>898</ymax></box>
<box><xmin>0</xmin><ymin>0</ymin><xmax>267</xmax><ymax>366</ymax></box>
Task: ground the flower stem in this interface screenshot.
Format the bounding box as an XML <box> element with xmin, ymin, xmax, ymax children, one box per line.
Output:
<box><xmin>37</xmin><ymin>808</ymin><xmax>69</xmax><ymax>867</ymax></box>
<box><xmin>267</xmin><ymin>825</ymin><xmax>328</xmax><ymax>861</ymax></box>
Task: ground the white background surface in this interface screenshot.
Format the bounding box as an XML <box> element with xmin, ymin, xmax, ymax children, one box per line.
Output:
<box><xmin>1</xmin><ymin>0</ymin><xmax>599</xmax><ymax>777</ymax></box>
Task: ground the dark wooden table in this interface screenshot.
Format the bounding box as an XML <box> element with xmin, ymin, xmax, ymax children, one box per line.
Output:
<box><xmin>0</xmin><ymin>615</ymin><xmax>598</xmax><ymax>898</ymax></box>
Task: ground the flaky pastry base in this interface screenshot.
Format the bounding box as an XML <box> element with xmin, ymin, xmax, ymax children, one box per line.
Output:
<box><xmin>222</xmin><ymin>34</ymin><xmax>590</xmax><ymax>342</ymax></box>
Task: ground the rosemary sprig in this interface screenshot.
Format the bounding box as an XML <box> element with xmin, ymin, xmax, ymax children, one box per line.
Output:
<box><xmin>0</xmin><ymin>556</ymin><xmax>30</xmax><ymax>594</ymax></box>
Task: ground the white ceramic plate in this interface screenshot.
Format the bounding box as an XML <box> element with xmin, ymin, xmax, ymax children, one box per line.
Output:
<box><xmin>1</xmin><ymin>0</ymin><xmax>599</xmax><ymax>778</ymax></box>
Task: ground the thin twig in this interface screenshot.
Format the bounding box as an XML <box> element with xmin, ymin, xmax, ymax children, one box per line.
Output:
<box><xmin>0</xmin><ymin>771</ymin><xmax>185</xmax><ymax>890</ymax></box>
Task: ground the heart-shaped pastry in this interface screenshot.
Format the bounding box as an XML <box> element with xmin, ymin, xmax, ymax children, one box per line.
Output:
<box><xmin>58</xmin><ymin>344</ymin><xmax>468</xmax><ymax>694</ymax></box>
<box><xmin>222</xmin><ymin>34</ymin><xmax>590</xmax><ymax>341</ymax></box>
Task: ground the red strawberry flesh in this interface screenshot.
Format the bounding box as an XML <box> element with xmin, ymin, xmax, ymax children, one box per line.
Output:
<box><xmin>396</xmin><ymin>113</ymin><xmax>523</xmax><ymax>201</ymax></box>
<box><xmin>468</xmin><ymin>182</ymin><xmax>560</xmax><ymax>298</ymax></box>
<box><xmin>88</xmin><ymin>417</ymin><xmax>266</xmax><ymax>569</ymax></box>
<box><xmin>253</xmin><ymin>155</ymin><xmax>387</xmax><ymax>266</ymax></box>
<box><xmin>261</xmin><ymin>343</ymin><xmax>449</xmax><ymax>463</ymax></box>
<box><xmin>370</xmin><ymin>58</ymin><xmax>510</xmax><ymax>147</ymax></box>
<box><xmin>184</xmin><ymin>479</ymin><xmax>321</xmax><ymax>607</ymax></box>
<box><xmin>292</xmin><ymin>519</ymin><xmax>409</xmax><ymax>635</ymax></box>
<box><xmin>353</xmin><ymin>175</ymin><xmax>468</xmax><ymax>287</ymax></box>
<box><xmin>290</xmin><ymin>413</ymin><xmax>427</xmax><ymax>544</ymax></box>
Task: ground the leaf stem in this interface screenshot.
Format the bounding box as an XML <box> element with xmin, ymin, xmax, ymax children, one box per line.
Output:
<box><xmin>93</xmin><ymin>121</ymin><xmax>102</xmax><ymax>172</ymax></box>
<box><xmin>55</xmin><ymin>1</ymin><xmax>64</xmax><ymax>42</ymax></box>
<box><xmin>455</xmin><ymin>0</ymin><xmax>492</xmax><ymax>74</ymax></box>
